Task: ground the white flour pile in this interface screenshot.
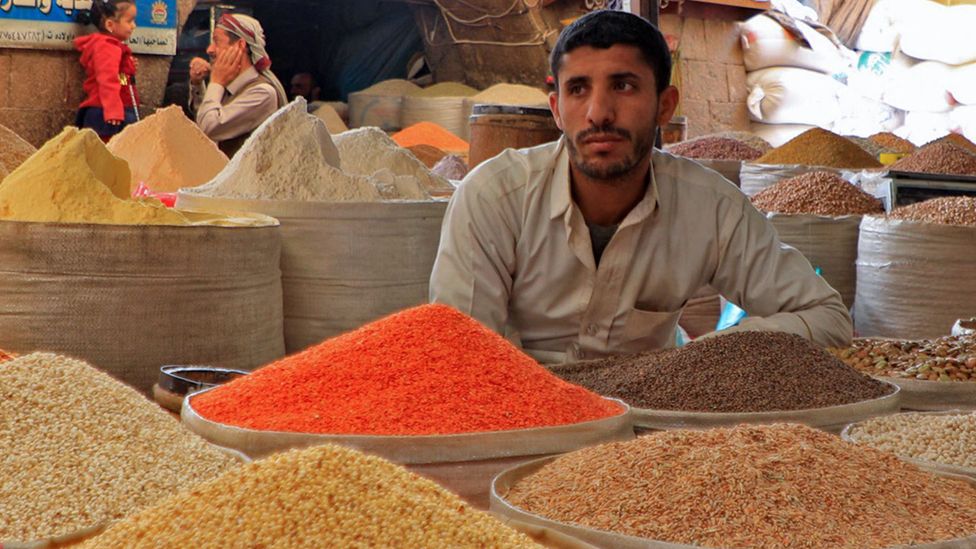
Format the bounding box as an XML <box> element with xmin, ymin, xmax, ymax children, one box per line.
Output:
<box><xmin>333</xmin><ymin>127</ymin><xmax>450</xmax><ymax>195</ymax></box>
<box><xmin>187</xmin><ymin>99</ymin><xmax>428</xmax><ymax>202</ymax></box>
<box><xmin>107</xmin><ymin>106</ymin><xmax>229</xmax><ymax>192</ymax></box>
<box><xmin>313</xmin><ymin>104</ymin><xmax>348</xmax><ymax>134</ymax></box>
<box><xmin>0</xmin><ymin>123</ymin><xmax>36</xmax><ymax>181</ymax></box>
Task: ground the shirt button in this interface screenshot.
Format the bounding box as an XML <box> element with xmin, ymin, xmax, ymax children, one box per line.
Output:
<box><xmin>586</xmin><ymin>324</ymin><xmax>598</xmax><ymax>335</ymax></box>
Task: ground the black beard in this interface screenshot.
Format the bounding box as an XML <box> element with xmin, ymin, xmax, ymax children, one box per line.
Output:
<box><xmin>566</xmin><ymin>123</ymin><xmax>655</xmax><ymax>182</ymax></box>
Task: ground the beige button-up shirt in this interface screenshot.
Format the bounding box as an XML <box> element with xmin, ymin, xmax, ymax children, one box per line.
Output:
<box><xmin>429</xmin><ymin>138</ymin><xmax>852</xmax><ymax>364</ymax></box>
<box><xmin>189</xmin><ymin>66</ymin><xmax>278</xmax><ymax>142</ymax></box>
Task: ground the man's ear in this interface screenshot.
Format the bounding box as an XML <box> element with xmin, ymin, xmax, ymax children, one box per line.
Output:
<box><xmin>656</xmin><ymin>85</ymin><xmax>680</xmax><ymax>128</ymax></box>
<box><xmin>549</xmin><ymin>90</ymin><xmax>564</xmax><ymax>131</ymax></box>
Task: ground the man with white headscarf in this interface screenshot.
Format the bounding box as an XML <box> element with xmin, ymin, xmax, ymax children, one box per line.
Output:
<box><xmin>188</xmin><ymin>13</ymin><xmax>287</xmax><ymax>156</ymax></box>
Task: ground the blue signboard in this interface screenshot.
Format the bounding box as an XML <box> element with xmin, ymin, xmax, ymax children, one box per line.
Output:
<box><xmin>0</xmin><ymin>0</ymin><xmax>177</xmax><ymax>55</ymax></box>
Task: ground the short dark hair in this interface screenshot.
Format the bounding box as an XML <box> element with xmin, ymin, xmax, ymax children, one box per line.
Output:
<box><xmin>549</xmin><ymin>10</ymin><xmax>672</xmax><ymax>94</ymax></box>
<box><xmin>76</xmin><ymin>0</ymin><xmax>134</xmax><ymax>32</ymax></box>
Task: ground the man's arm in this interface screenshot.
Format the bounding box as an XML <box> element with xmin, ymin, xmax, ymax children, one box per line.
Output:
<box><xmin>429</xmin><ymin>178</ymin><xmax>518</xmax><ymax>335</ymax></box>
<box><xmin>710</xmin><ymin>199</ymin><xmax>853</xmax><ymax>347</ymax></box>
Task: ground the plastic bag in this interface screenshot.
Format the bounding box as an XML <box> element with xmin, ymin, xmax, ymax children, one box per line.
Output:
<box><xmin>132</xmin><ymin>182</ymin><xmax>177</xmax><ymax>208</ymax></box>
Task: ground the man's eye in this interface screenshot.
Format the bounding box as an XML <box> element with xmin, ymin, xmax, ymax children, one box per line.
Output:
<box><xmin>568</xmin><ymin>85</ymin><xmax>584</xmax><ymax>95</ymax></box>
<box><xmin>615</xmin><ymin>82</ymin><xmax>635</xmax><ymax>92</ymax></box>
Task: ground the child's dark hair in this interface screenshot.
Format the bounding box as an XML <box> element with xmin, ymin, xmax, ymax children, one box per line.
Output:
<box><xmin>76</xmin><ymin>0</ymin><xmax>133</xmax><ymax>31</ymax></box>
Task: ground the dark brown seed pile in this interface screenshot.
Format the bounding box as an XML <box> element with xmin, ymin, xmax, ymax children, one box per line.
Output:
<box><xmin>888</xmin><ymin>196</ymin><xmax>976</xmax><ymax>226</ymax></box>
<box><xmin>891</xmin><ymin>142</ymin><xmax>976</xmax><ymax>176</ymax></box>
<box><xmin>668</xmin><ymin>137</ymin><xmax>762</xmax><ymax>161</ymax></box>
<box><xmin>751</xmin><ymin>171</ymin><xmax>884</xmax><ymax>216</ymax></box>
<box><xmin>550</xmin><ymin>331</ymin><xmax>894</xmax><ymax>412</ymax></box>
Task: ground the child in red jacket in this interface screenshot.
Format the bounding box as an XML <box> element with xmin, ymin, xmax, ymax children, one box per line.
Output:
<box><xmin>74</xmin><ymin>0</ymin><xmax>139</xmax><ymax>141</ymax></box>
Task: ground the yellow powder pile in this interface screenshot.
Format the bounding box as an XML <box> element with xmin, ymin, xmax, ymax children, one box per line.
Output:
<box><xmin>0</xmin><ymin>123</ymin><xmax>36</xmax><ymax>180</ymax></box>
<box><xmin>411</xmin><ymin>82</ymin><xmax>479</xmax><ymax>98</ymax></box>
<box><xmin>358</xmin><ymin>79</ymin><xmax>421</xmax><ymax>96</ymax></box>
<box><xmin>0</xmin><ymin>128</ymin><xmax>270</xmax><ymax>227</ymax></box>
<box><xmin>755</xmin><ymin>128</ymin><xmax>883</xmax><ymax>169</ymax></box>
<box><xmin>313</xmin><ymin>104</ymin><xmax>349</xmax><ymax>134</ymax></box>
<box><xmin>107</xmin><ymin>106</ymin><xmax>228</xmax><ymax>193</ymax></box>
<box><xmin>471</xmin><ymin>83</ymin><xmax>549</xmax><ymax>106</ymax></box>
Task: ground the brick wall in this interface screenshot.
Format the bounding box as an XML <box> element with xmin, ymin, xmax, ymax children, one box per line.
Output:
<box><xmin>0</xmin><ymin>0</ymin><xmax>195</xmax><ymax>147</ymax></box>
<box><xmin>660</xmin><ymin>13</ymin><xmax>750</xmax><ymax>139</ymax></box>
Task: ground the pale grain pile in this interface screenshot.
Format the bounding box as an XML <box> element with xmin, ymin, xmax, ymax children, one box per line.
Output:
<box><xmin>505</xmin><ymin>423</ymin><xmax>976</xmax><ymax>549</ymax></box>
<box><xmin>888</xmin><ymin>196</ymin><xmax>976</xmax><ymax>225</ymax></box>
<box><xmin>82</xmin><ymin>445</ymin><xmax>540</xmax><ymax>548</ymax></box>
<box><xmin>357</xmin><ymin>79</ymin><xmax>421</xmax><ymax>96</ymax></box>
<box><xmin>751</xmin><ymin>171</ymin><xmax>883</xmax><ymax>215</ymax></box>
<box><xmin>107</xmin><ymin>105</ymin><xmax>228</xmax><ymax>192</ymax></box>
<box><xmin>755</xmin><ymin>128</ymin><xmax>882</xmax><ymax>169</ymax></box>
<box><xmin>0</xmin><ymin>353</ymin><xmax>239</xmax><ymax>542</ymax></box>
<box><xmin>890</xmin><ymin>141</ymin><xmax>976</xmax><ymax>176</ymax></box>
<box><xmin>333</xmin><ymin>127</ymin><xmax>447</xmax><ymax>195</ymax></box>
<box><xmin>470</xmin><ymin>83</ymin><xmax>548</xmax><ymax>105</ymax></box>
<box><xmin>847</xmin><ymin>412</ymin><xmax>976</xmax><ymax>469</ymax></box>
<box><xmin>0</xmin><ymin>123</ymin><xmax>36</xmax><ymax>180</ymax></box>
<box><xmin>411</xmin><ymin>82</ymin><xmax>479</xmax><ymax>97</ymax></box>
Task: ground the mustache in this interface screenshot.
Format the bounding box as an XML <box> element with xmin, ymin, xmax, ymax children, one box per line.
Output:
<box><xmin>575</xmin><ymin>125</ymin><xmax>631</xmax><ymax>143</ymax></box>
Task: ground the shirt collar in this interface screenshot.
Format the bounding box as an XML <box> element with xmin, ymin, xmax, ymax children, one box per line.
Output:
<box><xmin>549</xmin><ymin>136</ymin><xmax>660</xmax><ymax>225</ymax></box>
<box><xmin>225</xmin><ymin>66</ymin><xmax>260</xmax><ymax>96</ymax></box>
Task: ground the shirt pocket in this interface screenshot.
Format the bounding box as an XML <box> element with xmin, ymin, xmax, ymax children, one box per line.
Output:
<box><xmin>617</xmin><ymin>307</ymin><xmax>683</xmax><ymax>352</ymax></box>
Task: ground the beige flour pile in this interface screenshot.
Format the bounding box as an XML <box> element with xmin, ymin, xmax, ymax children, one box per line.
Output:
<box><xmin>0</xmin><ymin>123</ymin><xmax>36</xmax><ymax>180</ymax></box>
<box><xmin>187</xmin><ymin>99</ymin><xmax>426</xmax><ymax>202</ymax></box>
<box><xmin>358</xmin><ymin>79</ymin><xmax>421</xmax><ymax>96</ymax></box>
<box><xmin>470</xmin><ymin>84</ymin><xmax>548</xmax><ymax>106</ymax></box>
<box><xmin>107</xmin><ymin>106</ymin><xmax>228</xmax><ymax>192</ymax></box>
<box><xmin>313</xmin><ymin>104</ymin><xmax>349</xmax><ymax>134</ymax></box>
<box><xmin>333</xmin><ymin>127</ymin><xmax>447</xmax><ymax>195</ymax></box>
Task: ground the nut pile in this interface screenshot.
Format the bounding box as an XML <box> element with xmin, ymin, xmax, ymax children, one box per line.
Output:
<box><xmin>750</xmin><ymin>170</ymin><xmax>884</xmax><ymax>216</ymax></box>
<box><xmin>930</xmin><ymin>133</ymin><xmax>976</xmax><ymax>155</ymax></box>
<box><xmin>754</xmin><ymin>128</ymin><xmax>882</xmax><ymax>169</ymax></box>
<box><xmin>551</xmin><ymin>331</ymin><xmax>893</xmax><ymax>413</ymax></box>
<box><xmin>887</xmin><ymin>196</ymin><xmax>976</xmax><ymax>226</ymax></box>
<box><xmin>81</xmin><ymin>445</ymin><xmax>540</xmax><ymax>548</ymax></box>
<box><xmin>667</xmin><ymin>137</ymin><xmax>762</xmax><ymax>161</ymax></box>
<box><xmin>829</xmin><ymin>335</ymin><xmax>976</xmax><ymax>381</ymax></box>
<box><xmin>848</xmin><ymin>412</ymin><xmax>976</xmax><ymax>469</ymax></box>
<box><xmin>891</xmin><ymin>142</ymin><xmax>976</xmax><ymax>175</ymax></box>
<box><xmin>0</xmin><ymin>353</ymin><xmax>239</xmax><ymax>542</ymax></box>
<box><xmin>504</xmin><ymin>423</ymin><xmax>976</xmax><ymax>549</ymax></box>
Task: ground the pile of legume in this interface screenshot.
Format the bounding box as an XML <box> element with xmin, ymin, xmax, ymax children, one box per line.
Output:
<box><xmin>929</xmin><ymin>133</ymin><xmax>976</xmax><ymax>154</ymax></box>
<box><xmin>0</xmin><ymin>353</ymin><xmax>239</xmax><ymax>542</ymax></box>
<box><xmin>551</xmin><ymin>332</ymin><xmax>892</xmax><ymax>413</ymax></box>
<box><xmin>193</xmin><ymin>304</ymin><xmax>622</xmax><ymax>435</ymax></box>
<box><xmin>891</xmin><ymin>142</ymin><xmax>976</xmax><ymax>176</ymax></box>
<box><xmin>847</xmin><ymin>412</ymin><xmax>976</xmax><ymax>469</ymax></box>
<box><xmin>505</xmin><ymin>423</ymin><xmax>976</xmax><ymax>549</ymax></box>
<box><xmin>750</xmin><ymin>171</ymin><xmax>884</xmax><ymax>215</ymax></box>
<box><xmin>887</xmin><ymin>196</ymin><xmax>976</xmax><ymax>226</ymax></box>
<box><xmin>82</xmin><ymin>444</ymin><xmax>540</xmax><ymax>548</ymax></box>
<box><xmin>754</xmin><ymin>128</ymin><xmax>882</xmax><ymax>169</ymax></box>
<box><xmin>829</xmin><ymin>335</ymin><xmax>976</xmax><ymax>381</ymax></box>
<box><xmin>712</xmin><ymin>131</ymin><xmax>772</xmax><ymax>153</ymax></box>
<box><xmin>667</xmin><ymin>137</ymin><xmax>762</xmax><ymax>161</ymax></box>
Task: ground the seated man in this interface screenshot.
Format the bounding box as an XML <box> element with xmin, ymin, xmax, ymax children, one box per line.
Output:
<box><xmin>429</xmin><ymin>10</ymin><xmax>851</xmax><ymax>364</ymax></box>
<box><xmin>188</xmin><ymin>13</ymin><xmax>287</xmax><ymax>156</ymax></box>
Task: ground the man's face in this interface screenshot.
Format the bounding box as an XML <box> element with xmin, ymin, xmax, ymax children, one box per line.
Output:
<box><xmin>549</xmin><ymin>44</ymin><xmax>678</xmax><ymax>182</ymax></box>
<box><xmin>290</xmin><ymin>74</ymin><xmax>315</xmax><ymax>101</ymax></box>
<box><xmin>206</xmin><ymin>28</ymin><xmax>236</xmax><ymax>61</ymax></box>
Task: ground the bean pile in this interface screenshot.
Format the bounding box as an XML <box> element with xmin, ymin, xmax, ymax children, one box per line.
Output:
<box><xmin>888</xmin><ymin>196</ymin><xmax>976</xmax><ymax>225</ymax></box>
<box><xmin>829</xmin><ymin>335</ymin><xmax>976</xmax><ymax>381</ymax></box>
<box><xmin>0</xmin><ymin>353</ymin><xmax>239</xmax><ymax>542</ymax></box>
<box><xmin>194</xmin><ymin>304</ymin><xmax>622</xmax><ymax>435</ymax></box>
<box><xmin>750</xmin><ymin>170</ymin><xmax>884</xmax><ymax>216</ymax></box>
<box><xmin>713</xmin><ymin>131</ymin><xmax>772</xmax><ymax>153</ymax></box>
<box><xmin>847</xmin><ymin>412</ymin><xmax>976</xmax><ymax>469</ymax></box>
<box><xmin>82</xmin><ymin>445</ymin><xmax>539</xmax><ymax>548</ymax></box>
<box><xmin>667</xmin><ymin>137</ymin><xmax>762</xmax><ymax>161</ymax></box>
<box><xmin>550</xmin><ymin>331</ymin><xmax>893</xmax><ymax>413</ymax></box>
<box><xmin>891</xmin><ymin>142</ymin><xmax>976</xmax><ymax>176</ymax></box>
<box><xmin>930</xmin><ymin>133</ymin><xmax>976</xmax><ymax>154</ymax></box>
<box><xmin>505</xmin><ymin>423</ymin><xmax>976</xmax><ymax>549</ymax></box>
<box><xmin>754</xmin><ymin>128</ymin><xmax>882</xmax><ymax>169</ymax></box>
<box><xmin>869</xmin><ymin>131</ymin><xmax>916</xmax><ymax>154</ymax></box>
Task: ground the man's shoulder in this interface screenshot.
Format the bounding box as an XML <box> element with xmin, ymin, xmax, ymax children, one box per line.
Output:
<box><xmin>456</xmin><ymin>140</ymin><xmax>562</xmax><ymax>201</ymax></box>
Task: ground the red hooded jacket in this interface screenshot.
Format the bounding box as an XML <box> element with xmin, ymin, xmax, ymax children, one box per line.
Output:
<box><xmin>74</xmin><ymin>33</ymin><xmax>138</xmax><ymax>122</ymax></box>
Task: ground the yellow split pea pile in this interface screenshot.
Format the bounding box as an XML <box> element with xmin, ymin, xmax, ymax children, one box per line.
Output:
<box><xmin>0</xmin><ymin>353</ymin><xmax>239</xmax><ymax>543</ymax></box>
<box><xmin>82</xmin><ymin>444</ymin><xmax>541</xmax><ymax>548</ymax></box>
<box><xmin>505</xmin><ymin>423</ymin><xmax>976</xmax><ymax>549</ymax></box>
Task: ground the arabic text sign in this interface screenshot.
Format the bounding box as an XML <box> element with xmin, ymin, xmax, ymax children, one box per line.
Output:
<box><xmin>0</xmin><ymin>0</ymin><xmax>177</xmax><ymax>55</ymax></box>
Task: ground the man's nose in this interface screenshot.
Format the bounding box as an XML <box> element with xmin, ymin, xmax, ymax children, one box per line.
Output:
<box><xmin>206</xmin><ymin>43</ymin><xmax>216</xmax><ymax>56</ymax></box>
<box><xmin>586</xmin><ymin>87</ymin><xmax>616</xmax><ymax>128</ymax></box>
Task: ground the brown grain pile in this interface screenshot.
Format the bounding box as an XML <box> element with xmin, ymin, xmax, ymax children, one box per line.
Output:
<box><xmin>712</xmin><ymin>131</ymin><xmax>772</xmax><ymax>153</ymax></box>
<box><xmin>667</xmin><ymin>137</ymin><xmax>762</xmax><ymax>161</ymax></box>
<box><xmin>504</xmin><ymin>423</ymin><xmax>976</xmax><ymax>549</ymax></box>
<box><xmin>751</xmin><ymin>171</ymin><xmax>884</xmax><ymax>216</ymax></box>
<box><xmin>830</xmin><ymin>334</ymin><xmax>976</xmax><ymax>381</ymax></box>
<box><xmin>0</xmin><ymin>123</ymin><xmax>36</xmax><ymax>180</ymax></box>
<box><xmin>890</xmin><ymin>142</ymin><xmax>976</xmax><ymax>176</ymax></box>
<box><xmin>550</xmin><ymin>331</ymin><xmax>893</xmax><ymax>413</ymax></box>
<box><xmin>929</xmin><ymin>133</ymin><xmax>976</xmax><ymax>155</ymax></box>
<box><xmin>83</xmin><ymin>445</ymin><xmax>540</xmax><ymax>548</ymax></box>
<box><xmin>408</xmin><ymin>144</ymin><xmax>449</xmax><ymax>168</ymax></box>
<box><xmin>888</xmin><ymin>196</ymin><xmax>976</xmax><ymax>225</ymax></box>
<box><xmin>754</xmin><ymin>128</ymin><xmax>882</xmax><ymax>169</ymax></box>
<box><xmin>869</xmin><ymin>132</ymin><xmax>916</xmax><ymax>154</ymax></box>
<box><xmin>0</xmin><ymin>353</ymin><xmax>239</xmax><ymax>542</ymax></box>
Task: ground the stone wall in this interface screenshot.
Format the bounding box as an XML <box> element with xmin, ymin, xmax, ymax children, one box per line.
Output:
<box><xmin>0</xmin><ymin>0</ymin><xmax>196</xmax><ymax>147</ymax></box>
<box><xmin>659</xmin><ymin>13</ymin><xmax>750</xmax><ymax>139</ymax></box>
